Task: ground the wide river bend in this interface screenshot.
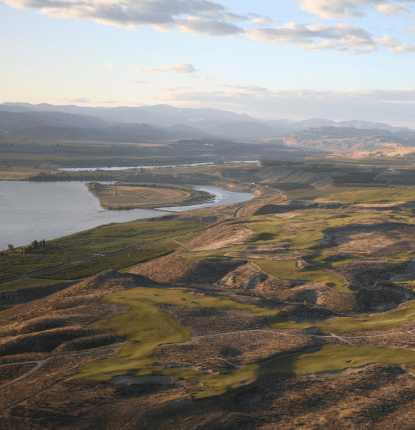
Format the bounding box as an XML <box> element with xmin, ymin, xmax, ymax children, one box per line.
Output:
<box><xmin>0</xmin><ymin>181</ymin><xmax>254</xmax><ymax>251</ymax></box>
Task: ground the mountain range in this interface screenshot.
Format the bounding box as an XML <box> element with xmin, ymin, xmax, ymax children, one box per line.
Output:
<box><xmin>1</xmin><ymin>103</ymin><xmax>415</xmax><ymax>149</ymax></box>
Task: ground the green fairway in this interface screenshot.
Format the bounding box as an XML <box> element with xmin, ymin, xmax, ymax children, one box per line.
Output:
<box><xmin>254</xmin><ymin>260</ymin><xmax>351</xmax><ymax>293</ymax></box>
<box><xmin>329</xmin><ymin>187</ymin><xmax>415</xmax><ymax>204</ymax></box>
<box><xmin>183</xmin><ymin>213</ymin><xmax>376</xmax><ymax>293</ymax></box>
<box><xmin>78</xmin><ymin>286</ymin><xmax>415</xmax><ymax>398</ymax></box>
<box><xmin>273</xmin><ymin>300</ymin><xmax>415</xmax><ymax>333</ymax></box>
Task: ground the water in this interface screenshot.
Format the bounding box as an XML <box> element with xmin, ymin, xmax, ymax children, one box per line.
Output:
<box><xmin>158</xmin><ymin>186</ymin><xmax>253</xmax><ymax>211</ymax></box>
<box><xmin>59</xmin><ymin>160</ymin><xmax>259</xmax><ymax>172</ymax></box>
<box><xmin>0</xmin><ymin>181</ymin><xmax>254</xmax><ymax>251</ymax></box>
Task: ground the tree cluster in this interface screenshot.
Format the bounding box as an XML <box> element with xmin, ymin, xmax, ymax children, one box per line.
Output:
<box><xmin>18</xmin><ymin>239</ymin><xmax>46</xmax><ymax>254</ymax></box>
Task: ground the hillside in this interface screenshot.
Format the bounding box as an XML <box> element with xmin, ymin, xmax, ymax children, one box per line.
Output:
<box><xmin>2</xmin><ymin>103</ymin><xmax>414</xmax><ymax>144</ymax></box>
<box><xmin>263</xmin><ymin>126</ymin><xmax>415</xmax><ymax>152</ymax></box>
<box><xmin>4</xmin><ymin>158</ymin><xmax>415</xmax><ymax>428</ymax></box>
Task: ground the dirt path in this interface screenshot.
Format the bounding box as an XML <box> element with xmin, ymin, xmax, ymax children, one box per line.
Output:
<box><xmin>0</xmin><ymin>358</ymin><xmax>51</xmax><ymax>389</ymax></box>
<box><xmin>0</xmin><ymin>344</ymin><xmax>126</xmax><ymax>391</ymax></box>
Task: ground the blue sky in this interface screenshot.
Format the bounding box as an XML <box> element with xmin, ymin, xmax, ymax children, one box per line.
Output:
<box><xmin>1</xmin><ymin>0</ymin><xmax>415</xmax><ymax>125</ymax></box>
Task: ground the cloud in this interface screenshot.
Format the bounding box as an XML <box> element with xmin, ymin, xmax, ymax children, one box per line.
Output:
<box><xmin>376</xmin><ymin>4</ymin><xmax>409</xmax><ymax>14</ymax></box>
<box><xmin>63</xmin><ymin>97</ymin><xmax>117</xmax><ymax>104</ymax></box>
<box><xmin>4</xmin><ymin>0</ymin><xmax>246</xmax><ymax>36</ymax></box>
<box><xmin>104</xmin><ymin>62</ymin><xmax>115</xmax><ymax>69</ymax></box>
<box><xmin>376</xmin><ymin>35</ymin><xmax>399</xmax><ymax>46</ymax></box>
<box><xmin>4</xmin><ymin>0</ymin><xmax>415</xmax><ymax>55</ymax></box>
<box><xmin>250</xmin><ymin>17</ymin><xmax>280</xmax><ymax>25</ymax></box>
<box><xmin>247</xmin><ymin>23</ymin><xmax>377</xmax><ymax>54</ymax></box>
<box><xmin>223</xmin><ymin>83</ymin><xmax>270</xmax><ymax>92</ymax></box>
<box><xmin>130</xmin><ymin>63</ymin><xmax>199</xmax><ymax>74</ymax></box>
<box><xmin>389</xmin><ymin>43</ymin><xmax>415</xmax><ymax>53</ymax></box>
<box><xmin>376</xmin><ymin>35</ymin><xmax>415</xmax><ymax>52</ymax></box>
<box><xmin>300</xmin><ymin>0</ymin><xmax>414</xmax><ymax>19</ymax></box>
<box><xmin>159</xmin><ymin>85</ymin><xmax>193</xmax><ymax>91</ymax></box>
<box><xmin>125</xmin><ymin>79</ymin><xmax>151</xmax><ymax>84</ymax></box>
<box><xmin>64</xmin><ymin>97</ymin><xmax>91</xmax><ymax>103</ymax></box>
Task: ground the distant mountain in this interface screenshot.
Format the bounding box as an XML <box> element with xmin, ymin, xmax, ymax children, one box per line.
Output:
<box><xmin>0</xmin><ymin>110</ymin><xmax>215</xmax><ymax>142</ymax></box>
<box><xmin>0</xmin><ymin>111</ymin><xmax>107</xmax><ymax>130</ymax></box>
<box><xmin>272</xmin><ymin>126</ymin><xmax>415</xmax><ymax>151</ymax></box>
<box><xmin>203</xmin><ymin>121</ymin><xmax>287</xmax><ymax>141</ymax></box>
<box><xmin>1</xmin><ymin>103</ymin><xmax>414</xmax><ymax>144</ymax></box>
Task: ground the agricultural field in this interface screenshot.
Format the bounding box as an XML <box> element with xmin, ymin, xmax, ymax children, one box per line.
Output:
<box><xmin>86</xmin><ymin>182</ymin><xmax>213</xmax><ymax>210</ymax></box>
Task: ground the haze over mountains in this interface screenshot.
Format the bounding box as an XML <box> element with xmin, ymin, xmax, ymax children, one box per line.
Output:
<box><xmin>1</xmin><ymin>103</ymin><xmax>415</xmax><ymax>151</ymax></box>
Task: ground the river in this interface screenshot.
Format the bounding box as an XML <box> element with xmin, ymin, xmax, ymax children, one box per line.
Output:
<box><xmin>0</xmin><ymin>181</ymin><xmax>253</xmax><ymax>251</ymax></box>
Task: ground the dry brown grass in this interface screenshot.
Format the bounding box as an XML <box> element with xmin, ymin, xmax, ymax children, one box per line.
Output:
<box><xmin>225</xmin><ymin>244</ymin><xmax>303</xmax><ymax>261</ymax></box>
<box><xmin>0</xmin><ymin>270</ymin><xmax>153</xmax><ymax>362</ymax></box>
<box><xmin>156</xmin><ymin>330</ymin><xmax>314</xmax><ymax>368</ymax></box>
<box><xmin>187</xmin><ymin>223</ymin><xmax>261</xmax><ymax>252</ymax></box>
<box><xmin>86</xmin><ymin>183</ymin><xmax>211</xmax><ymax>210</ymax></box>
<box><xmin>155</xmin><ymin>303</ymin><xmax>266</xmax><ymax>336</ymax></box>
<box><xmin>0</xmin><ymin>168</ymin><xmax>54</xmax><ymax>180</ymax></box>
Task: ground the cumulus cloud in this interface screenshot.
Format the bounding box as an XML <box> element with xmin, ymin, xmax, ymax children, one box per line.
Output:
<box><xmin>130</xmin><ymin>63</ymin><xmax>199</xmax><ymax>74</ymax></box>
<box><xmin>250</xmin><ymin>17</ymin><xmax>280</xmax><ymax>25</ymax></box>
<box><xmin>247</xmin><ymin>23</ymin><xmax>377</xmax><ymax>54</ymax></box>
<box><xmin>376</xmin><ymin>35</ymin><xmax>415</xmax><ymax>52</ymax></box>
<box><xmin>389</xmin><ymin>43</ymin><xmax>415</xmax><ymax>53</ymax></box>
<box><xmin>300</xmin><ymin>0</ymin><xmax>414</xmax><ymax>19</ymax></box>
<box><xmin>3</xmin><ymin>0</ymin><xmax>246</xmax><ymax>36</ymax></box>
<box><xmin>376</xmin><ymin>4</ymin><xmax>409</xmax><ymax>14</ymax></box>
<box><xmin>376</xmin><ymin>35</ymin><xmax>400</xmax><ymax>46</ymax></box>
<box><xmin>4</xmin><ymin>0</ymin><xmax>415</xmax><ymax>55</ymax></box>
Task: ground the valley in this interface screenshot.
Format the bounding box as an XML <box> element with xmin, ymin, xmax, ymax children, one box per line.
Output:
<box><xmin>3</xmin><ymin>156</ymin><xmax>415</xmax><ymax>428</ymax></box>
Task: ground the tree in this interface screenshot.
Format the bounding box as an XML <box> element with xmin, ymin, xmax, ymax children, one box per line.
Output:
<box><xmin>8</xmin><ymin>244</ymin><xmax>14</xmax><ymax>251</ymax></box>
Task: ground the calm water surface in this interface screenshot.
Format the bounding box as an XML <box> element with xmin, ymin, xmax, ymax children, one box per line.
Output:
<box><xmin>0</xmin><ymin>181</ymin><xmax>253</xmax><ymax>251</ymax></box>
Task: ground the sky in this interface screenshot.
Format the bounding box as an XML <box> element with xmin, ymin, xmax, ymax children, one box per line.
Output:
<box><xmin>1</xmin><ymin>0</ymin><xmax>415</xmax><ymax>126</ymax></box>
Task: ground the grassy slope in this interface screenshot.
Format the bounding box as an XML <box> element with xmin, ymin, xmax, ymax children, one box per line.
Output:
<box><xmin>329</xmin><ymin>187</ymin><xmax>415</xmax><ymax>204</ymax></box>
<box><xmin>78</xmin><ymin>286</ymin><xmax>415</xmax><ymax>398</ymax></box>
<box><xmin>35</xmin><ymin>241</ymin><xmax>180</xmax><ymax>280</ymax></box>
<box><xmin>0</xmin><ymin>220</ymin><xmax>206</xmax><ymax>280</ymax></box>
<box><xmin>0</xmin><ymin>278</ymin><xmax>61</xmax><ymax>292</ymax></box>
<box><xmin>184</xmin><ymin>213</ymin><xmax>375</xmax><ymax>293</ymax></box>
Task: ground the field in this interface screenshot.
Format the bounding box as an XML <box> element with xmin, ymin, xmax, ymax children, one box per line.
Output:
<box><xmin>35</xmin><ymin>241</ymin><xmax>180</xmax><ymax>280</ymax></box>
<box><xmin>86</xmin><ymin>182</ymin><xmax>213</xmax><ymax>210</ymax></box>
<box><xmin>0</xmin><ymin>219</ymin><xmax>206</xmax><ymax>280</ymax></box>
<box><xmin>0</xmin><ymin>278</ymin><xmax>60</xmax><ymax>292</ymax></box>
<box><xmin>329</xmin><ymin>187</ymin><xmax>415</xmax><ymax>204</ymax></box>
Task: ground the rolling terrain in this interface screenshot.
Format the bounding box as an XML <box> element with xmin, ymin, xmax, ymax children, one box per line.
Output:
<box><xmin>5</xmin><ymin>159</ymin><xmax>415</xmax><ymax>428</ymax></box>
